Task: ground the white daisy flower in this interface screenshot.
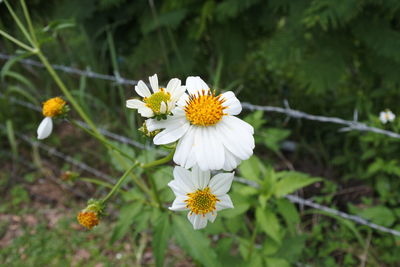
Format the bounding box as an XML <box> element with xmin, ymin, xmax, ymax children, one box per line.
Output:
<box><xmin>126</xmin><ymin>74</ymin><xmax>185</xmax><ymax>118</ymax></box>
<box><xmin>37</xmin><ymin>97</ymin><xmax>66</xmax><ymax>140</ymax></box>
<box><xmin>168</xmin><ymin>165</ymin><xmax>234</xmax><ymax>230</ymax></box>
<box><xmin>147</xmin><ymin>76</ymin><xmax>255</xmax><ymax>171</ymax></box>
<box><xmin>379</xmin><ymin>110</ymin><xmax>395</xmax><ymax>124</ymax></box>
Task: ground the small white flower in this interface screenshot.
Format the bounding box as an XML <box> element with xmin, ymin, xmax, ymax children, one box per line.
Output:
<box><xmin>168</xmin><ymin>166</ymin><xmax>234</xmax><ymax>230</ymax></box>
<box><xmin>379</xmin><ymin>110</ymin><xmax>395</xmax><ymax>124</ymax></box>
<box><xmin>147</xmin><ymin>76</ymin><xmax>255</xmax><ymax>171</ymax></box>
<box><xmin>126</xmin><ymin>74</ymin><xmax>185</xmax><ymax>118</ymax></box>
<box><xmin>37</xmin><ymin>117</ymin><xmax>53</xmax><ymax>140</ymax></box>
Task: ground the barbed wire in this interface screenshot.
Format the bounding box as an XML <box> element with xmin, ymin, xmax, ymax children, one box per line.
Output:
<box><xmin>0</xmin><ymin>53</ymin><xmax>138</xmax><ymax>85</ymax></box>
<box><xmin>1</xmin><ymin>52</ymin><xmax>399</xmax><ymax>140</ymax></box>
<box><xmin>1</xmin><ymin>125</ymin><xmax>399</xmax><ymax>237</ymax></box>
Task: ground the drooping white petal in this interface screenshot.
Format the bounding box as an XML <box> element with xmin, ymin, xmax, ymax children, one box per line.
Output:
<box><xmin>135</xmin><ymin>81</ymin><xmax>151</xmax><ymax>97</ymax></box>
<box><xmin>138</xmin><ymin>106</ymin><xmax>154</xmax><ymax>118</ymax></box>
<box><xmin>153</xmin><ymin>121</ymin><xmax>190</xmax><ymax>145</ymax></box>
<box><xmin>221</xmin><ymin>91</ymin><xmax>242</xmax><ymax>115</ymax></box>
<box><xmin>216</xmin><ymin>194</ymin><xmax>234</xmax><ymax>210</ymax></box>
<box><xmin>169</xmin><ymin>195</ymin><xmax>188</xmax><ymax>211</ymax></box>
<box><xmin>223</xmin><ymin>149</ymin><xmax>242</xmax><ymax>171</ymax></box>
<box><xmin>193</xmin><ymin>126</ymin><xmax>225</xmax><ymax>171</ymax></box>
<box><xmin>209</xmin><ymin>172</ymin><xmax>234</xmax><ymax>196</ymax></box>
<box><xmin>126</xmin><ymin>99</ymin><xmax>145</xmax><ymax>109</ymax></box>
<box><xmin>206</xmin><ymin>212</ymin><xmax>217</xmax><ymax>223</ymax></box>
<box><xmin>186</xmin><ymin>76</ymin><xmax>210</xmax><ymax>95</ymax></box>
<box><xmin>187</xmin><ymin>212</ymin><xmax>208</xmax><ymax>230</ymax></box>
<box><xmin>149</xmin><ymin>74</ymin><xmax>159</xmax><ymax>92</ymax></box>
<box><xmin>173</xmin><ymin>166</ymin><xmax>196</xmax><ymax>193</ymax></box>
<box><xmin>37</xmin><ymin>117</ymin><xmax>53</xmax><ymax>140</ymax></box>
<box><xmin>190</xmin><ymin>165</ymin><xmax>210</xmax><ymax>190</ymax></box>
<box><xmin>218</xmin><ymin>116</ymin><xmax>254</xmax><ymax>161</ymax></box>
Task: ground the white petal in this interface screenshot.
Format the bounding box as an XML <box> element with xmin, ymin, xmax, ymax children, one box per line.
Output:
<box><xmin>153</xmin><ymin>121</ymin><xmax>190</xmax><ymax>145</ymax></box>
<box><xmin>218</xmin><ymin>116</ymin><xmax>254</xmax><ymax>161</ymax></box>
<box><xmin>167</xmin><ymin>180</ymin><xmax>188</xmax><ymax>196</ymax></box>
<box><xmin>173</xmin><ymin>166</ymin><xmax>196</xmax><ymax>192</ymax></box>
<box><xmin>174</xmin><ymin>126</ymin><xmax>196</xmax><ymax>169</ymax></box>
<box><xmin>135</xmin><ymin>81</ymin><xmax>151</xmax><ymax>97</ymax></box>
<box><xmin>186</xmin><ymin>76</ymin><xmax>210</xmax><ymax>95</ymax></box>
<box><xmin>209</xmin><ymin>172</ymin><xmax>234</xmax><ymax>196</ymax></box>
<box><xmin>223</xmin><ymin>149</ymin><xmax>241</xmax><ymax>171</ymax></box>
<box><xmin>190</xmin><ymin>165</ymin><xmax>210</xmax><ymax>190</ymax></box>
<box><xmin>146</xmin><ymin>110</ymin><xmax>186</xmax><ymax>132</ymax></box>
<box><xmin>160</xmin><ymin>101</ymin><xmax>167</xmax><ymax>113</ymax></box>
<box><xmin>388</xmin><ymin>112</ymin><xmax>396</xmax><ymax>121</ymax></box>
<box><xmin>206</xmin><ymin>212</ymin><xmax>217</xmax><ymax>223</ymax></box>
<box><xmin>187</xmin><ymin>213</ymin><xmax>208</xmax><ymax>230</ymax></box>
<box><xmin>149</xmin><ymin>74</ymin><xmax>159</xmax><ymax>92</ymax></box>
<box><xmin>126</xmin><ymin>99</ymin><xmax>145</xmax><ymax>109</ymax></box>
<box><xmin>171</xmin><ymin>86</ymin><xmax>187</xmax><ymax>102</ymax></box>
<box><xmin>177</xmin><ymin>94</ymin><xmax>190</xmax><ymax>108</ymax></box>
<box><xmin>216</xmin><ymin>194</ymin><xmax>234</xmax><ymax>211</ymax></box>
<box><xmin>138</xmin><ymin>106</ymin><xmax>154</xmax><ymax>118</ymax></box>
<box><xmin>37</xmin><ymin>117</ymin><xmax>53</xmax><ymax>140</ymax></box>
<box><xmin>169</xmin><ymin>195</ymin><xmax>188</xmax><ymax>211</ymax></box>
<box><xmin>221</xmin><ymin>91</ymin><xmax>242</xmax><ymax>115</ymax></box>
<box><xmin>166</xmin><ymin>78</ymin><xmax>181</xmax><ymax>95</ymax></box>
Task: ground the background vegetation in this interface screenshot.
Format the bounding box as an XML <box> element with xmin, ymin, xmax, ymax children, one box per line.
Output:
<box><xmin>1</xmin><ymin>0</ymin><xmax>400</xmax><ymax>266</ymax></box>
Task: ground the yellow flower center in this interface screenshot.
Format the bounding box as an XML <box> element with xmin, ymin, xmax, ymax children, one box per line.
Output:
<box><xmin>185</xmin><ymin>187</ymin><xmax>219</xmax><ymax>215</ymax></box>
<box><xmin>184</xmin><ymin>90</ymin><xmax>226</xmax><ymax>126</ymax></box>
<box><xmin>42</xmin><ymin>97</ymin><xmax>66</xmax><ymax>117</ymax></box>
<box><xmin>144</xmin><ymin>88</ymin><xmax>171</xmax><ymax>113</ymax></box>
<box><xmin>77</xmin><ymin>211</ymin><xmax>99</xmax><ymax>230</ymax></box>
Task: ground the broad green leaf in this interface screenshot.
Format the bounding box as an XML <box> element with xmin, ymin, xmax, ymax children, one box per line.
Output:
<box><xmin>152</xmin><ymin>213</ymin><xmax>171</xmax><ymax>267</ymax></box>
<box><xmin>276</xmin><ymin>199</ymin><xmax>300</xmax><ymax>235</ymax></box>
<box><xmin>274</xmin><ymin>171</ymin><xmax>321</xmax><ymax>198</ymax></box>
<box><xmin>173</xmin><ymin>216</ymin><xmax>220</xmax><ymax>267</ymax></box>
<box><xmin>262</xmin><ymin>128</ymin><xmax>291</xmax><ymax>153</ymax></box>
<box><xmin>256</xmin><ymin>207</ymin><xmax>282</xmax><ymax>244</ymax></box>
<box><xmin>239</xmin><ymin>156</ymin><xmax>264</xmax><ymax>182</ymax></box>
<box><xmin>265</xmin><ymin>257</ymin><xmax>290</xmax><ymax>267</ymax></box>
<box><xmin>355</xmin><ymin>205</ymin><xmax>396</xmax><ymax>227</ymax></box>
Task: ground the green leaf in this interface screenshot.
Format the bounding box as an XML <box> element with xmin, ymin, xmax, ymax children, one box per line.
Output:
<box><xmin>274</xmin><ymin>171</ymin><xmax>321</xmax><ymax>198</ymax></box>
<box><xmin>262</xmin><ymin>128</ymin><xmax>291</xmax><ymax>153</ymax></box>
<box><xmin>276</xmin><ymin>199</ymin><xmax>300</xmax><ymax>235</ymax></box>
<box><xmin>152</xmin><ymin>213</ymin><xmax>171</xmax><ymax>267</ymax></box>
<box><xmin>256</xmin><ymin>207</ymin><xmax>282</xmax><ymax>244</ymax></box>
<box><xmin>265</xmin><ymin>257</ymin><xmax>290</xmax><ymax>267</ymax></box>
<box><xmin>355</xmin><ymin>205</ymin><xmax>396</xmax><ymax>227</ymax></box>
<box><xmin>239</xmin><ymin>156</ymin><xmax>264</xmax><ymax>182</ymax></box>
<box><xmin>110</xmin><ymin>202</ymin><xmax>142</xmax><ymax>243</ymax></box>
<box><xmin>173</xmin><ymin>216</ymin><xmax>220</xmax><ymax>267</ymax></box>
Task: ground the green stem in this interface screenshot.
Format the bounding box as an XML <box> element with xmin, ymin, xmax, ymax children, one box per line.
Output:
<box><xmin>20</xmin><ymin>0</ymin><xmax>38</xmax><ymax>44</ymax></box>
<box><xmin>101</xmin><ymin>163</ymin><xmax>139</xmax><ymax>204</ymax></box>
<box><xmin>4</xmin><ymin>0</ymin><xmax>34</xmax><ymax>45</ymax></box>
<box><xmin>70</xmin><ymin>119</ymin><xmax>136</xmax><ymax>162</ymax></box>
<box><xmin>141</xmin><ymin>148</ymin><xmax>175</xmax><ymax>169</ymax></box>
<box><xmin>247</xmin><ymin>223</ymin><xmax>258</xmax><ymax>260</ymax></box>
<box><xmin>149</xmin><ymin>175</ymin><xmax>164</xmax><ymax>211</ymax></box>
<box><xmin>0</xmin><ymin>29</ymin><xmax>35</xmax><ymax>52</ymax></box>
<box><xmin>80</xmin><ymin>177</ymin><xmax>123</xmax><ymax>191</ymax></box>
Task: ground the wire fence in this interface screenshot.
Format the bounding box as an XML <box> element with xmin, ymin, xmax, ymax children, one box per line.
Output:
<box><xmin>2</xmin><ymin>52</ymin><xmax>400</xmax><ymax>237</ymax></box>
<box><xmin>1</xmin><ymin>52</ymin><xmax>399</xmax><ymax>139</ymax></box>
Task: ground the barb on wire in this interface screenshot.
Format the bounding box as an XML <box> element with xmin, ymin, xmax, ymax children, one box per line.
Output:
<box><xmin>1</xmin><ymin>52</ymin><xmax>400</xmax><ymax>140</ymax></box>
<box><xmin>2</xmin><ymin>123</ymin><xmax>399</xmax><ymax>238</ymax></box>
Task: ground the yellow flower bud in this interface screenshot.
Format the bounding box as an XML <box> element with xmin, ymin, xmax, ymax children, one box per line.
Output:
<box><xmin>42</xmin><ymin>97</ymin><xmax>66</xmax><ymax>117</ymax></box>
